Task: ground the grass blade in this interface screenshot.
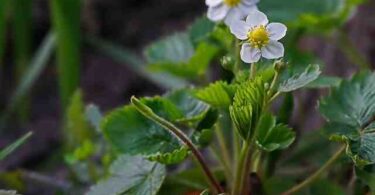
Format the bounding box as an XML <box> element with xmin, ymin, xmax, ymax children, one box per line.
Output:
<box><xmin>86</xmin><ymin>36</ymin><xmax>188</xmax><ymax>89</ymax></box>
<box><xmin>0</xmin><ymin>32</ymin><xmax>55</xmax><ymax>128</ymax></box>
<box><xmin>50</xmin><ymin>0</ymin><xmax>81</xmax><ymax>110</ymax></box>
<box><xmin>0</xmin><ymin>131</ymin><xmax>33</xmax><ymax>160</ymax></box>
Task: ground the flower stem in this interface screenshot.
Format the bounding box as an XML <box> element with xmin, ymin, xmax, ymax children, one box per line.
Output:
<box><xmin>234</xmin><ymin>39</ymin><xmax>241</xmax><ymax>73</ymax></box>
<box><xmin>131</xmin><ymin>96</ymin><xmax>224</xmax><ymax>193</ymax></box>
<box><xmin>232</xmin><ymin>141</ymin><xmax>251</xmax><ymax>195</ymax></box>
<box><xmin>282</xmin><ymin>145</ymin><xmax>345</xmax><ymax>195</ymax></box>
<box><xmin>250</xmin><ymin>62</ymin><xmax>257</xmax><ymax>79</ymax></box>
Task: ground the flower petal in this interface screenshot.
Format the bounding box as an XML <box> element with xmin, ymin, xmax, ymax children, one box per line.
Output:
<box><xmin>267</xmin><ymin>23</ymin><xmax>287</xmax><ymax>41</ymax></box>
<box><xmin>236</xmin><ymin>3</ymin><xmax>258</xmax><ymax>17</ymax></box>
<box><xmin>241</xmin><ymin>43</ymin><xmax>261</xmax><ymax>63</ymax></box>
<box><xmin>205</xmin><ymin>0</ymin><xmax>223</xmax><ymax>6</ymax></box>
<box><xmin>261</xmin><ymin>41</ymin><xmax>284</xmax><ymax>59</ymax></box>
<box><xmin>246</xmin><ymin>10</ymin><xmax>268</xmax><ymax>27</ymax></box>
<box><xmin>224</xmin><ymin>8</ymin><xmax>242</xmax><ymax>26</ymax></box>
<box><xmin>207</xmin><ymin>3</ymin><xmax>230</xmax><ymax>22</ymax></box>
<box><xmin>230</xmin><ymin>20</ymin><xmax>251</xmax><ymax>40</ymax></box>
<box><xmin>241</xmin><ymin>0</ymin><xmax>260</xmax><ymax>6</ymax></box>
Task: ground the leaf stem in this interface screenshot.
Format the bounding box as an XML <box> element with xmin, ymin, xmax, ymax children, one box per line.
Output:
<box><xmin>131</xmin><ymin>96</ymin><xmax>224</xmax><ymax>193</ymax></box>
<box><xmin>282</xmin><ymin>145</ymin><xmax>345</xmax><ymax>195</ymax></box>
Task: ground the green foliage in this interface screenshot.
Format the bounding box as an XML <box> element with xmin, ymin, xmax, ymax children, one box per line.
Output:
<box><xmin>165</xmin><ymin>89</ymin><xmax>210</xmax><ymax>123</ymax></box>
<box><xmin>0</xmin><ymin>132</ymin><xmax>32</xmax><ymax>160</ymax></box>
<box><xmin>85</xmin><ymin>104</ymin><xmax>103</xmax><ymax>132</ymax></box>
<box><xmin>87</xmin><ymin>155</ymin><xmax>166</xmax><ymax>195</ymax></box>
<box><xmin>65</xmin><ymin>90</ymin><xmax>92</xmax><ymax>149</ymax></box>
<box><xmin>255</xmin><ymin>114</ymin><xmax>295</xmax><ymax>152</ymax></box>
<box><xmin>195</xmin><ymin>81</ymin><xmax>236</xmax><ymax>108</ymax></box>
<box><xmin>306</xmin><ymin>75</ymin><xmax>342</xmax><ymax>88</ymax></box>
<box><xmin>356</xmin><ymin>166</ymin><xmax>375</xmax><ymax>192</ymax></box>
<box><xmin>278</xmin><ymin>64</ymin><xmax>321</xmax><ymax>92</ymax></box>
<box><xmin>50</xmin><ymin>0</ymin><xmax>81</xmax><ymax>109</ymax></box>
<box><xmin>319</xmin><ymin>72</ymin><xmax>375</xmax><ymax>166</ymax></box>
<box><xmin>189</xmin><ymin>16</ymin><xmax>216</xmax><ymax>45</ymax></box>
<box><xmin>148</xmin><ymin>146</ymin><xmax>190</xmax><ymax>165</ymax></box>
<box><xmin>230</xmin><ymin>78</ymin><xmax>266</xmax><ymax>140</ymax></box>
<box><xmin>102</xmin><ymin>97</ymin><xmax>184</xmax><ymax>162</ymax></box>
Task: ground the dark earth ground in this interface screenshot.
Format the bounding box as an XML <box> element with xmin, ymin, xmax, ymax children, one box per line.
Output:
<box><xmin>0</xmin><ymin>0</ymin><xmax>375</xmax><ymax>194</ymax></box>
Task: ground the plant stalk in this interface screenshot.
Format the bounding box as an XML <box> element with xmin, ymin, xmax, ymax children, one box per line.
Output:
<box><xmin>131</xmin><ymin>96</ymin><xmax>224</xmax><ymax>194</ymax></box>
<box><xmin>215</xmin><ymin>123</ymin><xmax>233</xmax><ymax>181</ymax></box>
<box><xmin>282</xmin><ymin>145</ymin><xmax>345</xmax><ymax>195</ymax></box>
<box><xmin>232</xmin><ymin>142</ymin><xmax>251</xmax><ymax>195</ymax></box>
<box><xmin>250</xmin><ymin>62</ymin><xmax>257</xmax><ymax>79</ymax></box>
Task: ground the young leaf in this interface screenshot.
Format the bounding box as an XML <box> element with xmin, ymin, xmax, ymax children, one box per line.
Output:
<box><xmin>255</xmin><ymin>114</ymin><xmax>295</xmax><ymax>152</ymax></box>
<box><xmin>319</xmin><ymin>72</ymin><xmax>375</xmax><ymax>165</ymax></box>
<box><xmin>87</xmin><ymin>155</ymin><xmax>166</xmax><ymax>195</ymax></box>
<box><xmin>230</xmin><ymin>78</ymin><xmax>266</xmax><ymax>140</ymax></box>
<box><xmin>278</xmin><ymin>64</ymin><xmax>321</xmax><ymax>92</ymax></box>
<box><xmin>0</xmin><ymin>132</ymin><xmax>32</xmax><ymax>160</ymax></box>
<box><xmin>102</xmin><ymin>97</ymin><xmax>188</xmax><ymax>164</ymax></box>
<box><xmin>195</xmin><ymin>81</ymin><xmax>236</xmax><ymax>108</ymax></box>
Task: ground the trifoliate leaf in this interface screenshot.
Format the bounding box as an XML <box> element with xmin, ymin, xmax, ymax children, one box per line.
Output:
<box><xmin>189</xmin><ymin>16</ymin><xmax>215</xmax><ymax>45</ymax></box>
<box><xmin>144</xmin><ymin>33</ymin><xmax>194</xmax><ymax>63</ymax></box>
<box><xmin>87</xmin><ymin>155</ymin><xmax>166</xmax><ymax>195</ymax></box>
<box><xmin>319</xmin><ymin>72</ymin><xmax>375</xmax><ymax>165</ymax></box>
<box><xmin>102</xmin><ymin>97</ymin><xmax>187</xmax><ymax>164</ymax></box>
<box><xmin>255</xmin><ymin>114</ymin><xmax>295</xmax><ymax>152</ymax></box>
<box><xmin>165</xmin><ymin>89</ymin><xmax>209</xmax><ymax>123</ymax></box>
<box><xmin>278</xmin><ymin>64</ymin><xmax>321</xmax><ymax>92</ymax></box>
<box><xmin>229</xmin><ymin>78</ymin><xmax>266</xmax><ymax>140</ymax></box>
<box><xmin>195</xmin><ymin>81</ymin><xmax>236</xmax><ymax>108</ymax></box>
<box><xmin>147</xmin><ymin>146</ymin><xmax>189</xmax><ymax>165</ymax></box>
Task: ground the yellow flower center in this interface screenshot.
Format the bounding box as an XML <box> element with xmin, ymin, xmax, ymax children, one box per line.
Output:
<box><xmin>224</xmin><ymin>0</ymin><xmax>241</xmax><ymax>7</ymax></box>
<box><xmin>247</xmin><ymin>25</ymin><xmax>270</xmax><ymax>48</ymax></box>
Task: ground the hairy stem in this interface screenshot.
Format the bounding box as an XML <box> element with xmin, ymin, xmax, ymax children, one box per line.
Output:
<box><xmin>131</xmin><ymin>96</ymin><xmax>224</xmax><ymax>193</ymax></box>
<box><xmin>282</xmin><ymin>145</ymin><xmax>345</xmax><ymax>195</ymax></box>
<box><xmin>250</xmin><ymin>63</ymin><xmax>257</xmax><ymax>79</ymax></box>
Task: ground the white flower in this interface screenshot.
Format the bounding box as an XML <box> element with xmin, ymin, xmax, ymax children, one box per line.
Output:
<box><xmin>230</xmin><ymin>10</ymin><xmax>287</xmax><ymax>63</ymax></box>
<box><xmin>206</xmin><ymin>0</ymin><xmax>259</xmax><ymax>25</ymax></box>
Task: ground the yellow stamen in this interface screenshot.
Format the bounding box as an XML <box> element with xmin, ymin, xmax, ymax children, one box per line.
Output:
<box><xmin>247</xmin><ymin>25</ymin><xmax>269</xmax><ymax>49</ymax></box>
<box><xmin>224</xmin><ymin>0</ymin><xmax>241</xmax><ymax>7</ymax></box>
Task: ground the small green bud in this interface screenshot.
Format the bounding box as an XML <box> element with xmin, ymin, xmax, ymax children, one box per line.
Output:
<box><xmin>221</xmin><ymin>55</ymin><xmax>235</xmax><ymax>71</ymax></box>
<box><xmin>273</xmin><ymin>59</ymin><xmax>286</xmax><ymax>72</ymax></box>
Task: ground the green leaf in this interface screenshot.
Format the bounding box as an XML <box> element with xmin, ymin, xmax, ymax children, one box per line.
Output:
<box><xmin>102</xmin><ymin>97</ymin><xmax>188</xmax><ymax>164</ymax></box>
<box><xmin>65</xmin><ymin>90</ymin><xmax>92</xmax><ymax>149</ymax></box>
<box><xmin>195</xmin><ymin>81</ymin><xmax>236</xmax><ymax>108</ymax></box>
<box><xmin>87</xmin><ymin>155</ymin><xmax>166</xmax><ymax>195</ymax></box>
<box><xmin>189</xmin><ymin>16</ymin><xmax>215</xmax><ymax>45</ymax></box>
<box><xmin>256</xmin><ymin>114</ymin><xmax>295</xmax><ymax>152</ymax></box>
<box><xmin>0</xmin><ymin>132</ymin><xmax>32</xmax><ymax>160</ymax></box>
<box><xmin>147</xmin><ymin>146</ymin><xmax>189</xmax><ymax>165</ymax></box>
<box><xmin>319</xmin><ymin>72</ymin><xmax>375</xmax><ymax>165</ymax></box>
<box><xmin>278</xmin><ymin>64</ymin><xmax>321</xmax><ymax>92</ymax></box>
<box><xmin>145</xmin><ymin>33</ymin><xmax>194</xmax><ymax>63</ymax></box>
<box><xmin>165</xmin><ymin>89</ymin><xmax>209</xmax><ymax>123</ymax></box>
<box><xmin>306</xmin><ymin>75</ymin><xmax>342</xmax><ymax>88</ymax></box>
<box><xmin>149</xmin><ymin>42</ymin><xmax>219</xmax><ymax>79</ymax></box>
<box><xmin>192</xmin><ymin>129</ymin><xmax>214</xmax><ymax>148</ymax></box>
<box><xmin>230</xmin><ymin>78</ymin><xmax>266</xmax><ymax>140</ymax></box>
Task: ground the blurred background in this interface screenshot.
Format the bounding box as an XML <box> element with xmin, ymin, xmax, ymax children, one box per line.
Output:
<box><xmin>0</xmin><ymin>0</ymin><xmax>374</xmax><ymax>194</ymax></box>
